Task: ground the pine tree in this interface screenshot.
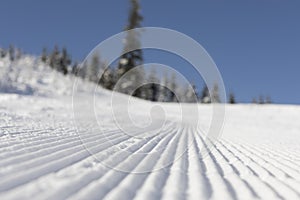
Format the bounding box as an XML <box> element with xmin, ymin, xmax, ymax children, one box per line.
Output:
<box><xmin>71</xmin><ymin>61</ymin><xmax>79</xmax><ymax>75</ymax></box>
<box><xmin>168</xmin><ymin>73</ymin><xmax>178</xmax><ymax>102</ymax></box>
<box><xmin>185</xmin><ymin>83</ymin><xmax>198</xmax><ymax>103</ymax></box>
<box><xmin>145</xmin><ymin>68</ymin><xmax>159</xmax><ymax>101</ymax></box>
<box><xmin>78</xmin><ymin>62</ymin><xmax>88</xmax><ymax>79</ymax></box>
<box><xmin>266</xmin><ymin>96</ymin><xmax>272</xmax><ymax>104</ymax></box>
<box><xmin>86</xmin><ymin>53</ymin><xmax>101</xmax><ymax>83</ymax></box>
<box><xmin>9</xmin><ymin>44</ymin><xmax>15</xmax><ymax>61</ymax></box>
<box><xmin>117</xmin><ymin>0</ymin><xmax>144</xmax><ymax>97</ymax></box>
<box><xmin>252</xmin><ymin>98</ymin><xmax>258</xmax><ymax>104</ymax></box>
<box><xmin>15</xmin><ymin>48</ymin><xmax>22</xmax><ymax>60</ymax></box>
<box><xmin>59</xmin><ymin>47</ymin><xmax>71</xmax><ymax>75</ymax></box>
<box><xmin>229</xmin><ymin>92</ymin><xmax>236</xmax><ymax>104</ymax></box>
<box><xmin>200</xmin><ymin>85</ymin><xmax>211</xmax><ymax>103</ymax></box>
<box><xmin>0</xmin><ymin>48</ymin><xmax>6</xmax><ymax>58</ymax></box>
<box><xmin>132</xmin><ymin>67</ymin><xmax>146</xmax><ymax>98</ymax></box>
<box><xmin>211</xmin><ymin>83</ymin><xmax>221</xmax><ymax>103</ymax></box>
<box><xmin>49</xmin><ymin>45</ymin><xmax>60</xmax><ymax>69</ymax></box>
<box><xmin>258</xmin><ymin>95</ymin><xmax>265</xmax><ymax>104</ymax></box>
<box><xmin>157</xmin><ymin>74</ymin><xmax>169</xmax><ymax>102</ymax></box>
<box><xmin>101</xmin><ymin>66</ymin><xmax>116</xmax><ymax>90</ymax></box>
<box><xmin>49</xmin><ymin>46</ymin><xmax>70</xmax><ymax>75</ymax></box>
<box><xmin>41</xmin><ymin>47</ymin><xmax>48</xmax><ymax>63</ymax></box>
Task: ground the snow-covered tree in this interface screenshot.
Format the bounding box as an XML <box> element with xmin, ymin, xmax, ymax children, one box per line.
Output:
<box><xmin>200</xmin><ymin>85</ymin><xmax>211</xmax><ymax>103</ymax></box>
<box><xmin>117</xmin><ymin>0</ymin><xmax>144</xmax><ymax>98</ymax></box>
<box><xmin>0</xmin><ymin>48</ymin><xmax>6</xmax><ymax>58</ymax></box>
<box><xmin>49</xmin><ymin>46</ymin><xmax>60</xmax><ymax>69</ymax></box>
<box><xmin>157</xmin><ymin>74</ymin><xmax>169</xmax><ymax>102</ymax></box>
<box><xmin>211</xmin><ymin>83</ymin><xmax>221</xmax><ymax>103</ymax></box>
<box><xmin>9</xmin><ymin>45</ymin><xmax>15</xmax><ymax>61</ymax></box>
<box><xmin>132</xmin><ymin>67</ymin><xmax>146</xmax><ymax>98</ymax></box>
<box><xmin>49</xmin><ymin>46</ymin><xmax>71</xmax><ymax>75</ymax></box>
<box><xmin>71</xmin><ymin>61</ymin><xmax>79</xmax><ymax>75</ymax></box>
<box><xmin>78</xmin><ymin>62</ymin><xmax>87</xmax><ymax>79</ymax></box>
<box><xmin>59</xmin><ymin>47</ymin><xmax>71</xmax><ymax>75</ymax></box>
<box><xmin>41</xmin><ymin>47</ymin><xmax>48</xmax><ymax>63</ymax></box>
<box><xmin>145</xmin><ymin>68</ymin><xmax>159</xmax><ymax>101</ymax></box>
<box><xmin>167</xmin><ymin>73</ymin><xmax>178</xmax><ymax>102</ymax></box>
<box><xmin>185</xmin><ymin>83</ymin><xmax>198</xmax><ymax>103</ymax></box>
<box><xmin>15</xmin><ymin>48</ymin><xmax>22</xmax><ymax>60</ymax></box>
<box><xmin>100</xmin><ymin>66</ymin><xmax>116</xmax><ymax>90</ymax></box>
<box><xmin>86</xmin><ymin>53</ymin><xmax>101</xmax><ymax>83</ymax></box>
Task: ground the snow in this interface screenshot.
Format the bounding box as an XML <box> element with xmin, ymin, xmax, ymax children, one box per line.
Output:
<box><xmin>0</xmin><ymin>55</ymin><xmax>300</xmax><ymax>199</ymax></box>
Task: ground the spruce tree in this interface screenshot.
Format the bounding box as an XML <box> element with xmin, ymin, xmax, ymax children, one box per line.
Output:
<box><xmin>259</xmin><ymin>95</ymin><xmax>265</xmax><ymax>104</ymax></box>
<box><xmin>9</xmin><ymin>44</ymin><xmax>15</xmax><ymax>61</ymax></box>
<box><xmin>71</xmin><ymin>61</ymin><xmax>79</xmax><ymax>75</ymax></box>
<box><xmin>59</xmin><ymin>47</ymin><xmax>71</xmax><ymax>75</ymax></box>
<box><xmin>157</xmin><ymin>74</ymin><xmax>169</xmax><ymax>102</ymax></box>
<box><xmin>200</xmin><ymin>85</ymin><xmax>211</xmax><ymax>103</ymax></box>
<box><xmin>132</xmin><ymin>67</ymin><xmax>146</xmax><ymax>98</ymax></box>
<box><xmin>15</xmin><ymin>48</ymin><xmax>22</xmax><ymax>60</ymax></box>
<box><xmin>185</xmin><ymin>83</ymin><xmax>198</xmax><ymax>103</ymax></box>
<box><xmin>252</xmin><ymin>98</ymin><xmax>258</xmax><ymax>104</ymax></box>
<box><xmin>49</xmin><ymin>45</ymin><xmax>60</xmax><ymax>69</ymax></box>
<box><xmin>117</xmin><ymin>0</ymin><xmax>144</xmax><ymax>97</ymax></box>
<box><xmin>87</xmin><ymin>53</ymin><xmax>101</xmax><ymax>83</ymax></box>
<box><xmin>266</xmin><ymin>96</ymin><xmax>272</xmax><ymax>104</ymax></box>
<box><xmin>0</xmin><ymin>48</ymin><xmax>6</xmax><ymax>58</ymax></box>
<box><xmin>101</xmin><ymin>66</ymin><xmax>116</xmax><ymax>90</ymax></box>
<box><xmin>229</xmin><ymin>92</ymin><xmax>236</xmax><ymax>104</ymax></box>
<box><xmin>41</xmin><ymin>47</ymin><xmax>48</xmax><ymax>63</ymax></box>
<box><xmin>145</xmin><ymin>68</ymin><xmax>159</xmax><ymax>101</ymax></box>
<box><xmin>78</xmin><ymin>62</ymin><xmax>88</xmax><ymax>79</ymax></box>
<box><xmin>168</xmin><ymin>73</ymin><xmax>177</xmax><ymax>102</ymax></box>
<box><xmin>211</xmin><ymin>83</ymin><xmax>221</xmax><ymax>103</ymax></box>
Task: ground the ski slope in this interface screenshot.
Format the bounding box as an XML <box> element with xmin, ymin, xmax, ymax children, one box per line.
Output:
<box><xmin>1</xmin><ymin>94</ymin><xmax>300</xmax><ymax>200</ymax></box>
<box><xmin>0</xmin><ymin>56</ymin><xmax>300</xmax><ymax>199</ymax></box>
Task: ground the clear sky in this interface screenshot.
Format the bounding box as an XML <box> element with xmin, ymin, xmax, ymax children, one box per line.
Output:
<box><xmin>0</xmin><ymin>0</ymin><xmax>299</xmax><ymax>104</ymax></box>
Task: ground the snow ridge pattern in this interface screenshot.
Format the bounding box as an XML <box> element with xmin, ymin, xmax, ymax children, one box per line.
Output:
<box><xmin>0</xmin><ymin>56</ymin><xmax>300</xmax><ymax>200</ymax></box>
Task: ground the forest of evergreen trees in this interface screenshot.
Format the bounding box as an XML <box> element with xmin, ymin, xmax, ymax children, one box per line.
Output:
<box><xmin>0</xmin><ymin>0</ymin><xmax>272</xmax><ymax>104</ymax></box>
<box><xmin>0</xmin><ymin>42</ymin><xmax>274</xmax><ymax>104</ymax></box>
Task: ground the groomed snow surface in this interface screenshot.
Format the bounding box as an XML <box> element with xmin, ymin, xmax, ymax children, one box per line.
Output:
<box><xmin>0</xmin><ymin>56</ymin><xmax>300</xmax><ymax>200</ymax></box>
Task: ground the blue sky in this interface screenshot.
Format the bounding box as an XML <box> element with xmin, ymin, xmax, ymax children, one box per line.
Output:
<box><xmin>0</xmin><ymin>0</ymin><xmax>299</xmax><ymax>104</ymax></box>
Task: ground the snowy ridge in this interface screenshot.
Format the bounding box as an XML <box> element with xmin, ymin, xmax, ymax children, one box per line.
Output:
<box><xmin>0</xmin><ymin>55</ymin><xmax>100</xmax><ymax>97</ymax></box>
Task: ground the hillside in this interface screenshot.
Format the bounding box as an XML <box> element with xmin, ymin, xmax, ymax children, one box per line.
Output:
<box><xmin>0</xmin><ymin>55</ymin><xmax>299</xmax><ymax>200</ymax></box>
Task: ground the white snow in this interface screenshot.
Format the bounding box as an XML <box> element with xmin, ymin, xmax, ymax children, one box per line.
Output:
<box><xmin>0</xmin><ymin>55</ymin><xmax>300</xmax><ymax>200</ymax></box>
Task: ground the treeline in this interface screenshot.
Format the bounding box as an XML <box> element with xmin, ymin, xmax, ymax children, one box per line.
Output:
<box><xmin>0</xmin><ymin>45</ymin><xmax>274</xmax><ymax>104</ymax></box>
<box><xmin>0</xmin><ymin>0</ymin><xmax>273</xmax><ymax>104</ymax></box>
<box><xmin>0</xmin><ymin>45</ymin><xmax>22</xmax><ymax>61</ymax></box>
<box><xmin>252</xmin><ymin>96</ymin><xmax>272</xmax><ymax>104</ymax></box>
<box><xmin>40</xmin><ymin>47</ymin><xmax>205</xmax><ymax>103</ymax></box>
<box><xmin>0</xmin><ymin>44</ymin><xmax>221</xmax><ymax>103</ymax></box>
